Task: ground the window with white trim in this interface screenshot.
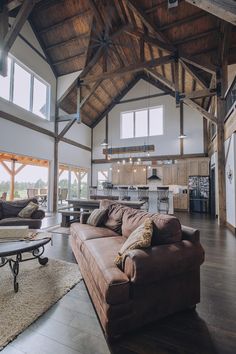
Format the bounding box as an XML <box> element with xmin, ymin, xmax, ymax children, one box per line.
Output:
<box><xmin>120</xmin><ymin>106</ymin><xmax>163</xmax><ymax>139</ymax></box>
<box><xmin>0</xmin><ymin>55</ymin><xmax>50</xmax><ymax>120</ymax></box>
<box><xmin>97</xmin><ymin>170</ymin><xmax>108</xmax><ymax>190</ymax></box>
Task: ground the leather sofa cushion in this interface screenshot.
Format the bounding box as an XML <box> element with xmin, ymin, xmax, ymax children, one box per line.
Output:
<box><xmin>70</xmin><ymin>222</ymin><xmax>119</xmax><ymax>243</ymax></box>
<box><xmin>0</xmin><ymin>217</ymin><xmax>41</xmax><ymax>229</ymax></box>
<box><xmin>81</xmin><ymin>237</ymin><xmax>130</xmax><ymax>305</ymax></box>
<box><xmin>1</xmin><ymin>198</ymin><xmax>38</xmax><ymax>218</ymax></box>
<box><xmin>122</xmin><ymin>209</ymin><xmax>182</xmax><ymax>245</ymax></box>
<box><xmin>103</xmin><ymin>203</ymin><xmax>126</xmax><ymax>234</ymax></box>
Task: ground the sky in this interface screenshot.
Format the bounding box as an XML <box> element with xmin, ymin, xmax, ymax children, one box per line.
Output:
<box><xmin>0</xmin><ymin>164</ymin><xmax>48</xmax><ymax>183</ymax></box>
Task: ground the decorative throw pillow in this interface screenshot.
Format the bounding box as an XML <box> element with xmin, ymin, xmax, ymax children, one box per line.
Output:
<box><xmin>115</xmin><ymin>218</ymin><xmax>153</xmax><ymax>270</ymax></box>
<box><xmin>86</xmin><ymin>208</ymin><xmax>108</xmax><ymax>227</ymax></box>
<box><xmin>18</xmin><ymin>201</ymin><xmax>39</xmax><ymax>218</ymax></box>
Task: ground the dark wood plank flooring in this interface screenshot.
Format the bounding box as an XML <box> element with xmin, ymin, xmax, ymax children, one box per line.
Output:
<box><xmin>2</xmin><ymin>212</ymin><xmax>236</xmax><ymax>354</ymax></box>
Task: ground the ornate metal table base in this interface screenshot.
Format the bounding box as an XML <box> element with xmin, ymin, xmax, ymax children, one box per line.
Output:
<box><xmin>0</xmin><ymin>246</ymin><xmax>48</xmax><ymax>293</ymax></box>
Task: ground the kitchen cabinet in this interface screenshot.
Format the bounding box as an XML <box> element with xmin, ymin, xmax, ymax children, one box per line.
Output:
<box><xmin>187</xmin><ymin>158</ymin><xmax>209</xmax><ymax>177</ymax></box>
<box><xmin>112</xmin><ymin>164</ymin><xmax>147</xmax><ymax>185</ymax></box>
<box><xmin>162</xmin><ymin>165</ymin><xmax>172</xmax><ymax>185</ymax></box>
<box><xmin>198</xmin><ymin>159</ymin><xmax>209</xmax><ymax>175</ymax></box>
<box><xmin>177</xmin><ymin>162</ymin><xmax>188</xmax><ymax>185</ymax></box>
<box><xmin>173</xmin><ymin>194</ymin><xmax>188</xmax><ymax>210</ymax></box>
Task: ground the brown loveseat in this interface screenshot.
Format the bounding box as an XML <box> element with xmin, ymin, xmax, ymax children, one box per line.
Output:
<box><xmin>0</xmin><ymin>198</ymin><xmax>45</xmax><ymax>229</ymax></box>
<box><xmin>70</xmin><ymin>200</ymin><xmax>205</xmax><ymax>339</ymax></box>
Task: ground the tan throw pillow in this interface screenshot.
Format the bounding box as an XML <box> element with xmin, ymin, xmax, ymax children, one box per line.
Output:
<box><xmin>18</xmin><ymin>201</ymin><xmax>39</xmax><ymax>218</ymax></box>
<box><xmin>115</xmin><ymin>218</ymin><xmax>153</xmax><ymax>270</ymax></box>
<box><xmin>86</xmin><ymin>208</ymin><xmax>108</xmax><ymax>227</ymax></box>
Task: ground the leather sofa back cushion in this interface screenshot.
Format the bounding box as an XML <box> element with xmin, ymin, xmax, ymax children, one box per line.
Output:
<box><xmin>103</xmin><ymin>203</ymin><xmax>126</xmax><ymax>234</ymax></box>
<box><xmin>1</xmin><ymin>198</ymin><xmax>38</xmax><ymax>218</ymax></box>
<box><xmin>122</xmin><ymin>209</ymin><xmax>182</xmax><ymax>245</ymax></box>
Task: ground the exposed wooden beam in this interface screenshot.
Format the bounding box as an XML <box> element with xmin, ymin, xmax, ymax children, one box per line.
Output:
<box><xmin>82</xmin><ymin>55</ymin><xmax>174</xmax><ymax>84</ymax></box>
<box><xmin>3</xmin><ymin>0</ymin><xmax>36</xmax><ymax>53</ymax></box>
<box><xmin>180</xmin><ymin>54</ymin><xmax>216</xmax><ymax>75</ymax></box>
<box><xmin>184</xmin><ymin>98</ymin><xmax>217</xmax><ymax>124</ymax></box>
<box><xmin>125</xmin><ymin>0</ymin><xmax>175</xmax><ymax>49</ymax></box>
<box><xmin>185</xmin><ymin>0</ymin><xmax>236</xmax><ymax>26</ymax></box>
<box><xmin>88</xmin><ymin>0</ymin><xmax>104</xmax><ymax>28</ymax></box>
<box><xmin>174</xmin><ymin>60</ymin><xmax>180</xmax><ymax>106</ymax></box>
<box><xmin>180</xmin><ymin>59</ymin><xmax>208</xmax><ymax>89</ymax></box>
<box><xmin>0</xmin><ymin>0</ymin><xmax>8</xmax><ymax>75</ymax></box>
<box><xmin>7</xmin><ymin>0</ymin><xmax>42</xmax><ymax>12</ymax></box>
<box><xmin>181</xmin><ymin>89</ymin><xmax>217</xmax><ymax>100</ymax></box>
<box><xmin>57</xmin><ymin>118</ymin><xmax>77</xmax><ymax>140</ymax></box>
<box><xmin>159</xmin><ymin>11</ymin><xmax>206</xmax><ymax>31</ymax></box>
<box><xmin>80</xmin><ymin>80</ymin><xmax>102</xmax><ymax>108</ymax></box>
<box><xmin>125</xmin><ymin>28</ymin><xmax>174</xmax><ymax>53</ymax></box>
<box><xmin>145</xmin><ymin>69</ymin><xmax>175</xmax><ymax>91</ymax></box>
<box><xmin>92</xmin><ymin>153</ymin><xmax>208</xmax><ymax>164</ymax></box>
<box><xmin>115</xmin><ymin>92</ymin><xmax>168</xmax><ymax>104</ymax></box>
<box><xmin>39</xmin><ymin>9</ymin><xmax>90</xmax><ymax>34</ymax></box>
<box><xmin>60</xmin><ymin>137</ymin><xmax>91</xmax><ymax>152</ymax></box>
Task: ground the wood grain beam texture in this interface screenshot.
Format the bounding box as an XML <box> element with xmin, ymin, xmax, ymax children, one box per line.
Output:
<box><xmin>185</xmin><ymin>0</ymin><xmax>236</xmax><ymax>26</ymax></box>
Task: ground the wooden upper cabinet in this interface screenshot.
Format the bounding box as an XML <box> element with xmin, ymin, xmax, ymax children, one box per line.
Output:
<box><xmin>177</xmin><ymin>162</ymin><xmax>188</xmax><ymax>185</ymax></box>
<box><xmin>187</xmin><ymin>159</ymin><xmax>199</xmax><ymax>176</ymax></box>
<box><xmin>171</xmin><ymin>164</ymin><xmax>178</xmax><ymax>184</ymax></box>
<box><xmin>112</xmin><ymin>164</ymin><xmax>146</xmax><ymax>185</ymax></box>
<box><xmin>198</xmin><ymin>159</ymin><xmax>209</xmax><ymax>176</ymax></box>
<box><xmin>187</xmin><ymin>158</ymin><xmax>209</xmax><ymax>177</ymax></box>
<box><xmin>162</xmin><ymin>165</ymin><xmax>172</xmax><ymax>185</ymax></box>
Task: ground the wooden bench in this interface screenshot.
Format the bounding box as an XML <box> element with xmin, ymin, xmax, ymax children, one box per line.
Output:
<box><xmin>58</xmin><ymin>209</ymin><xmax>82</xmax><ymax>227</ymax></box>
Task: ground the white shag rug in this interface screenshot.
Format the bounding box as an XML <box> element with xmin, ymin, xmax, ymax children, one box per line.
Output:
<box><xmin>0</xmin><ymin>258</ymin><xmax>82</xmax><ymax>349</ymax></box>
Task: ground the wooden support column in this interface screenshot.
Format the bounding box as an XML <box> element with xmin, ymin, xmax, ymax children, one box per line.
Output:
<box><xmin>216</xmin><ymin>68</ymin><xmax>227</xmax><ymax>225</ymax></box>
<box><xmin>105</xmin><ymin>114</ymin><xmax>108</xmax><ymax>160</ymax></box>
<box><xmin>0</xmin><ymin>0</ymin><xmax>8</xmax><ymax>76</ymax></box>
<box><xmin>53</xmin><ymin>109</ymin><xmax>59</xmax><ymax>212</ymax></box>
<box><xmin>180</xmin><ymin>102</ymin><xmax>184</xmax><ymax>156</ymax></box>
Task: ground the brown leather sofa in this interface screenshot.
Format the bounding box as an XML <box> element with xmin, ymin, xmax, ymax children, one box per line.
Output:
<box><xmin>0</xmin><ymin>198</ymin><xmax>45</xmax><ymax>229</ymax></box>
<box><xmin>70</xmin><ymin>200</ymin><xmax>204</xmax><ymax>339</ymax></box>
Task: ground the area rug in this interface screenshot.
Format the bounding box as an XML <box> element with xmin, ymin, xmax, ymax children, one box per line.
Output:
<box><xmin>43</xmin><ymin>225</ymin><xmax>71</xmax><ymax>235</ymax></box>
<box><xmin>0</xmin><ymin>258</ymin><xmax>82</xmax><ymax>349</ymax></box>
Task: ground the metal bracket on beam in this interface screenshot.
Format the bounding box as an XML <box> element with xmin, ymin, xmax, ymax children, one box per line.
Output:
<box><xmin>57</xmin><ymin>113</ymin><xmax>81</xmax><ymax>123</ymax></box>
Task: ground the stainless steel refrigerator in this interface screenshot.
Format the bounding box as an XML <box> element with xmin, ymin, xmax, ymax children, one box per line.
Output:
<box><xmin>189</xmin><ymin>176</ymin><xmax>210</xmax><ymax>213</ymax></box>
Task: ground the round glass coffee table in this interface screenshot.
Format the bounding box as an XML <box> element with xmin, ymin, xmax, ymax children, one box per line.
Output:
<box><xmin>0</xmin><ymin>238</ymin><xmax>51</xmax><ymax>293</ymax></box>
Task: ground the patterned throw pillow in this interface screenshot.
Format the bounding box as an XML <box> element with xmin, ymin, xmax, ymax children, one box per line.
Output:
<box><xmin>86</xmin><ymin>208</ymin><xmax>108</xmax><ymax>227</ymax></box>
<box><xmin>18</xmin><ymin>201</ymin><xmax>39</xmax><ymax>218</ymax></box>
<box><xmin>115</xmin><ymin>218</ymin><xmax>153</xmax><ymax>270</ymax></box>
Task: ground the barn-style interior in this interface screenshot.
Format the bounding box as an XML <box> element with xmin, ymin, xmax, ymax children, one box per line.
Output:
<box><xmin>0</xmin><ymin>1</ymin><xmax>236</xmax><ymax>353</ymax></box>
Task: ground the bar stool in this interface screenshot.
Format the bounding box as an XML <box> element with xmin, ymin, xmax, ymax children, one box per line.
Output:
<box><xmin>157</xmin><ymin>187</ymin><xmax>169</xmax><ymax>214</ymax></box>
<box><xmin>137</xmin><ymin>187</ymin><xmax>149</xmax><ymax>210</ymax></box>
<box><xmin>118</xmin><ymin>187</ymin><xmax>130</xmax><ymax>201</ymax></box>
<box><xmin>89</xmin><ymin>186</ymin><xmax>97</xmax><ymax>199</ymax></box>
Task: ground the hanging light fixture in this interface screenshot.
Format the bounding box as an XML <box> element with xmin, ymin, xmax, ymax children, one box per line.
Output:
<box><xmin>178</xmin><ymin>134</ymin><xmax>187</xmax><ymax>139</ymax></box>
<box><xmin>101</xmin><ymin>139</ymin><xmax>108</xmax><ymax>146</ymax></box>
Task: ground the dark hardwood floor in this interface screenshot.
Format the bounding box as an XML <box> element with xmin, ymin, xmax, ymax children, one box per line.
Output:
<box><xmin>2</xmin><ymin>212</ymin><xmax>236</xmax><ymax>354</ymax></box>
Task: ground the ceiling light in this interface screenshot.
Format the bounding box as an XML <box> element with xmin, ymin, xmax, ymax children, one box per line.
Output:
<box><xmin>122</xmin><ymin>159</ymin><xmax>126</xmax><ymax>164</ymax></box>
<box><xmin>101</xmin><ymin>139</ymin><xmax>108</xmax><ymax>146</ymax></box>
<box><xmin>178</xmin><ymin>134</ymin><xmax>187</xmax><ymax>139</ymax></box>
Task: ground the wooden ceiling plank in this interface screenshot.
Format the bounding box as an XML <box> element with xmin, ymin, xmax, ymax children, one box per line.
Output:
<box><xmin>80</xmin><ymin>80</ymin><xmax>103</xmax><ymax>108</ymax></box>
<box><xmin>39</xmin><ymin>9</ymin><xmax>91</xmax><ymax>34</ymax></box>
<box><xmin>182</xmin><ymin>88</ymin><xmax>216</xmax><ymax>100</ymax></box>
<box><xmin>180</xmin><ymin>59</ymin><xmax>208</xmax><ymax>89</ymax></box>
<box><xmin>82</xmin><ymin>55</ymin><xmax>174</xmax><ymax>83</ymax></box>
<box><xmin>114</xmin><ymin>0</ymin><xmax>128</xmax><ymax>24</ymax></box>
<box><xmin>46</xmin><ymin>33</ymin><xmax>90</xmax><ymax>51</ymax></box>
<box><xmin>53</xmin><ymin>50</ymin><xmax>86</xmax><ymax>66</ymax></box>
<box><xmin>159</xmin><ymin>11</ymin><xmax>206</xmax><ymax>31</ymax></box>
<box><xmin>88</xmin><ymin>0</ymin><xmax>105</xmax><ymax>28</ymax></box>
<box><xmin>185</xmin><ymin>0</ymin><xmax>236</xmax><ymax>26</ymax></box>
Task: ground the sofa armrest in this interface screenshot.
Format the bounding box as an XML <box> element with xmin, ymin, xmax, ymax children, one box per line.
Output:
<box><xmin>80</xmin><ymin>212</ymin><xmax>91</xmax><ymax>224</ymax></box>
<box><xmin>181</xmin><ymin>225</ymin><xmax>199</xmax><ymax>242</ymax></box>
<box><xmin>123</xmin><ymin>240</ymin><xmax>205</xmax><ymax>285</ymax></box>
<box><xmin>31</xmin><ymin>209</ymin><xmax>45</xmax><ymax>220</ymax></box>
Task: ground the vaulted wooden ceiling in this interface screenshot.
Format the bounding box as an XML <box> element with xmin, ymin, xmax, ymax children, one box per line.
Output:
<box><xmin>9</xmin><ymin>0</ymin><xmax>236</xmax><ymax>127</ymax></box>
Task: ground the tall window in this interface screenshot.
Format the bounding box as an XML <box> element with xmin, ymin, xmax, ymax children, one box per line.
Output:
<box><xmin>97</xmin><ymin>170</ymin><xmax>108</xmax><ymax>189</ymax></box>
<box><xmin>120</xmin><ymin>106</ymin><xmax>163</xmax><ymax>139</ymax></box>
<box><xmin>0</xmin><ymin>55</ymin><xmax>50</xmax><ymax>120</ymax></box>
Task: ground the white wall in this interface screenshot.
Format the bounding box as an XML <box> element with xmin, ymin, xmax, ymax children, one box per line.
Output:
<box><xmin>93</xmin><ymin>79</ymin><xmax>204</xmax><ymax>161</ymax></box>
<box><xmin>225</xmin><ymin>134</ymin><xmax>236</xmax><ymax>227</ymax></box>
<box><xmin>92</xmin><ymin>79</ymin><xmax>204</xmax><ymax>186</ymax></box>
<box><xmin>0</xmin><ymin>22</ymin><xmax>91</xmax><ymax>210</ymax></box>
